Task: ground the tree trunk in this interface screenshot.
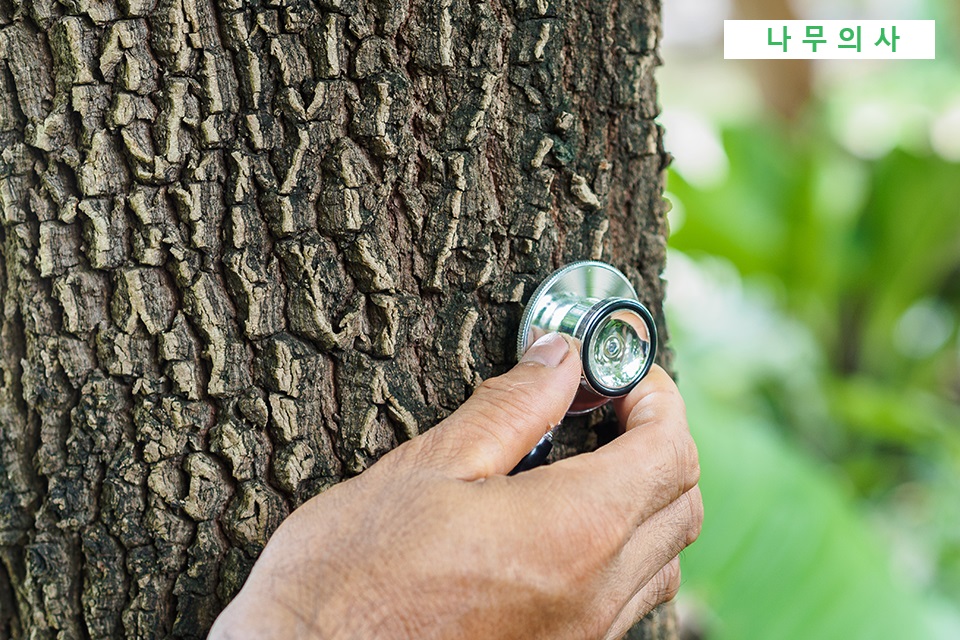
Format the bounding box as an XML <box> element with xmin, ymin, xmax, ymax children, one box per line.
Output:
<box><xmin>0</xmin><ymin>0</ymin><xmax>671</xmax><ymax>637</ymax></box>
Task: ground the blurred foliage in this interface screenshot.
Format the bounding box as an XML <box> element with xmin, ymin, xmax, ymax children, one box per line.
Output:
<box><xmin>669</xmin><ymin>124</ymin><xmax>960</xmax><ymax>463</ymax></box>
<box><xmin>679</xmin><ymin>391</ymin><xmax>939</xmax><ymax>640</ymax></box>
<box><xmin>662</xmin><ymin>30</ymin><xmax>960</xmax><ymax>639</ymax></box>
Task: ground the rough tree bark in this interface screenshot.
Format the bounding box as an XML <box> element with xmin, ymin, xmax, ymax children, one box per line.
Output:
<box><xmin>0</xmin><ymin>0</ymin><xmax>672</xmax><ymax>637</ymax></box>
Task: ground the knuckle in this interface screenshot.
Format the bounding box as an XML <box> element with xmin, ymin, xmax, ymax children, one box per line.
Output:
<box><xmin>668</xmin><ymin>431</ymin><xmax>700</xmax><ymax>495</ymax></box>
<box><xmin>660</xmin><ymin>560</ymin><xmax>682</xmax><ymax>603</ymax></box>
<box><xmin>657</xmin><ymin>434</ymin><xmax>690</xmax><ymax>502</ymax></box>
<box><xmin>643</xmin><ymin>423</ymin><xmax>699</xmax><ymax>504</ymax></box>
<box><xmin>683</xmin><ymin>433</ymin><xmax>701</xmax><ymax>488</ymax></box>
<box><xmin>659</xmin><ymin>492</ymin><xmax>701</xmax><ymax>559</ymax></box>
<box><xmin>639</xmin><ymin>559</ymin><xmax>682</xmax><ymax>615</ymax></box>
<box><xmin>687</xmin><ymin>487</ymin><xmax>705</xmax><ymax>546</ymax></box>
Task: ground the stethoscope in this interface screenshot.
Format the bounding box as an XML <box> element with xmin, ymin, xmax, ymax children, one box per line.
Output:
<box><xmin>511</xmin><ymin>261</ymin><xmax>658</xmax><ymax>475</ymax></box>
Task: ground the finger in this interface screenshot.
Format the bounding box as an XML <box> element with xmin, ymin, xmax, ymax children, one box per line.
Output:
<box><xmin>404</xmin><ymin>332</ymin><xmax>582</xmax><ymax>480</ymax></box>
<box><xmin>545</xmin><ymin>372</ymin><xmax>698</xmax><ymax>533</ymax></box>
<box><xmin>592</xmin><ymin>486</ymin><xmax>699</xmax><ymax>632</ymax></box>
<box><xmin>616</xmin><ymin>485</ymin><xmax>702</xmax><ymax>595</ymax></box>
<box><xmin>603</xmin><ymin>557</ymin><xmax>681</xmax><ymax>640</ymax></box>
<box><xmin>612</xmin><ymin>365</ymin><xmax>685</xmax><ymax>435</ymax></box>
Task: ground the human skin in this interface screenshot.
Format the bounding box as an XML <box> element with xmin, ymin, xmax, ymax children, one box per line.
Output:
<box><xmin>209</xmin><ymin>332</ymin><xmax>703</xmax><ymax>640</ymax></box>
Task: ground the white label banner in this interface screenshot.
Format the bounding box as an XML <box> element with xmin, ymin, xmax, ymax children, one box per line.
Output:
<box><xmin>724</xmin><ymin>20</ymin><xmax>936</xmax><ymax>59</ymax></box>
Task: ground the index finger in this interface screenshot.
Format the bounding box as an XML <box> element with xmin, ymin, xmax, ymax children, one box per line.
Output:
<box><xmin>544</xmin><ymin>365</ymin><xmax>699</xmax><ymax>532</ymax></box>
<box><xmin>612</xmin><ymin>365</ymin><xmax>687</xmax><ymax>435</ymax></box>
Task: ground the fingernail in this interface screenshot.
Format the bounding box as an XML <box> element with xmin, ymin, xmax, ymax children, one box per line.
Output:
<box><xmin>521</xmin><ymin>332</ymin><xmax>570</xmax><ymax>367</ymax></box>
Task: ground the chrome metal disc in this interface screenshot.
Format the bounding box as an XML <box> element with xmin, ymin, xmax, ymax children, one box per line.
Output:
<box><xmin>516</xmin><ymin>261</ymin><xmax>657</xmax><ymax>414</ymax></box>
<box><xmin>517</xmin><ymin>261</ymin><xmax>639</xmax><ymax>358</ymax></box>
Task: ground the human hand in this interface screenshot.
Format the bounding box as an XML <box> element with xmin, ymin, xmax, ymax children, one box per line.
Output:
<box><xmin>209</xmin><ymin>332</ymin><xmax>702</xmax><ymax>640</ymax></box>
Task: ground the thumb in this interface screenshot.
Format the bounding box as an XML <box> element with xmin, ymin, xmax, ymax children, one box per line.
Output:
<box><xmin>410</xmin><ymin>332</ymin><xmax>582</xmax><ymax>480</ymax></box>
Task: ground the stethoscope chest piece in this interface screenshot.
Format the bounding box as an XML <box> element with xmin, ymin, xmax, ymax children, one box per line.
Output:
<box><xmin>517</xmin><ymin>261</ymin><xmax>658</xmax><ymax>414</ymax></box>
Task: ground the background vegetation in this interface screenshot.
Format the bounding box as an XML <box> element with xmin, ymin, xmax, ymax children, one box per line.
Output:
<box><xmin>658</xmin><ymin>1</ymin><xmax>960</xmax><ymax>637</ymax></box>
